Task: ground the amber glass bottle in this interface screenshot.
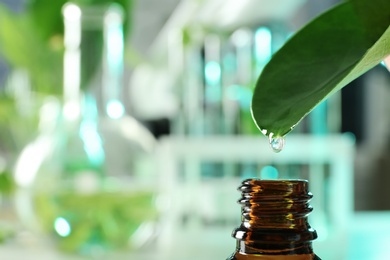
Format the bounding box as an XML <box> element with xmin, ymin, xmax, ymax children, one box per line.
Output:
<box><xmin>227</xmin><ymin>179</ymin><xmax>321</xmax><ymax>260</ymax></box>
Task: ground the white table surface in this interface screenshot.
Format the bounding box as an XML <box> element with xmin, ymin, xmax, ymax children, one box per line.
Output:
<box><xmin>1</xmin><ymin>211</ymin><xmax>389</xmax><ymax>260</ymax></box>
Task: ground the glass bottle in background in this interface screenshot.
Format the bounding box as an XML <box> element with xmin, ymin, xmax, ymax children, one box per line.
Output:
<box><xmin>230</xmin><ymin>28</ymin><xmax>256</xmax><ymax>135</ymax></box>
<box><xmin>14</xmin><ymin>3</ymin><xmax>158</xmax><ymax>256</ymax></box>
<box><xmin>227</xmin><ymin>179</ymin><xmax>321</xmax><ymax>260</ymax></box>
<box><xmin>203</xmin><ymin>34</ymin><xmax>223</xmax><ymax>135</ymax></box>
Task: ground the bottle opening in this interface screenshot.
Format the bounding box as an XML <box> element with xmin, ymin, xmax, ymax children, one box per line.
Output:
<box><xmin>232</xmin><ymin>178</ymin><xmax>318</xmax><ymax>256</ymax></box>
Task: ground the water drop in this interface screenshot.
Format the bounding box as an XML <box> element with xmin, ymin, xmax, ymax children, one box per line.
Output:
<box><xmin>269</xmin><ymin>135</ymin><xmax>285</xmax><ymax>153</ymax></box>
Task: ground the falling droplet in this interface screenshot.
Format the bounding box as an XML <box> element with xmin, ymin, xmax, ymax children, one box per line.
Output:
<box><xmin>269</xmin><ymin>135</ymin><xmax>285</xmax><ymax>153</ymax></box>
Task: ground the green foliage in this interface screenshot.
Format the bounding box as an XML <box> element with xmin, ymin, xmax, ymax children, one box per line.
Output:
<box><xmin>35</xmin><ymin>191</ymin><xmax>157</xmax><ymax>252</ymax></box>
<box><xmin>26</xmin><ymin>0</ymin><xmax>133</xmax><ymax>42</ymax></box>
<box><xmin>0</xmin><ymin>5</ymin><xmax>63</xmax><ymax>95</ymax></box>
<box><xmin>0</xmin><ymin>93</ymin><xmax>40</xmax><ymax>153</ymax></box>
<box><xmin>251</xmin><ymin>0</ymin><xmax>390</xmax><ymax>137</ymax></box>
<box><xmin>0</xmin><ymin>0</ymin><xmax>133</xmax><ymax>95</ymax></box>
<box><xmin>0</xmin><ymin>0</ymin><xmax>133</xmax><ymax>154</ymax></box>
<box><xmin>0</xmin><ymin>171</ymin><xmax>15</xmax><ymax>196</ymax></box>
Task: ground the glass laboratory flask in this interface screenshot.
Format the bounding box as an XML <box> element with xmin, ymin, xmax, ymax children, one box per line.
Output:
<box><xmin>13</xmin><ymin>3</ymin><xmax>158</xmax><ymax>256</ymax></box>
<box><xmin>227</xmin><ymin>179</ymin><xmax>321</xmax><ymax>260</ymax></box>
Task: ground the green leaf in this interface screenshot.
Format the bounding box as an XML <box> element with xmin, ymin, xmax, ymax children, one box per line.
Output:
<box><xmin>0</xmin><ymin>171</ymin><xmax>15</xmax><ymax>196</ymax></box>
<box><xmin>0</xmin><ymin>5</ymin><xmax>63</xmax><ymax>94</ymax></box>
<box><xmin>251</xmin><ymin>0</ymin><xmax>390</xmax><ymax>137</ymax></box>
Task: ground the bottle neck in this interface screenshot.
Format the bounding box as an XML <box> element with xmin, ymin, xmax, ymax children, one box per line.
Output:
<box><xmin>62</xmin><ymin>3</ymin><xmax>125</xmax><ymax>121</ymax></box>
<box><xmin>233</xmin><ymin>179</ymin><xmax>317</xmax><ymax>256</ymax></box>
<box><xmin>101</xmin><ymin>5</ymin><xmax>125</xmax><ymax>119</ymax></box>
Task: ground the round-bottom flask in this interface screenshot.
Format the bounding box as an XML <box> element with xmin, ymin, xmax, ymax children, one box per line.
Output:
<box><xmin>13</xmin><ymin>3</ymin><xmax>159</xmax><ymax>256</ymax></box>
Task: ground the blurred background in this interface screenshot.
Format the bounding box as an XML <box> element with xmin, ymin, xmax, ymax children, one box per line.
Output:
<box><xmin>0</xmin><ymin>0</ymin><xmax>389</xmax><ymax>259</ymax></box>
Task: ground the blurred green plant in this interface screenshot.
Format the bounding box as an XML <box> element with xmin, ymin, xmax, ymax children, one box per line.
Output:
<box><xmin>0</xmin><ymin>0</ymin><xmax>133</xmax><ymax>156</ymax></box>
<box><xmin>0</xmin><ymin>170</ymin><xmax>15</xmax><ymax>196</ymax></box>
<box><xmin>0</xmin><ymin>92</ymin><xmax>41</xmax><ymax>155</ymax></box>
<box><xmin>35</xmin><ymin>190</ymin><xmax>157</xmax><ymax>253</ymax></box>
<box><xmin>0</xmin><ymin>6</ymin><xmax>62</xmax><ymax>95</ymax></box>
<box><xmin>0</xmin><ymin>0</ymin><xmax>133</xmax><ymax>94</ymax></box>
<box><xmin>0</xmin><ymin>167</ymin><xmax>16</xmax><ymax>244</ymax></box>
<box><xmin>251</xmin><ymin>0</ymin><xmax>390</xmax><ymax>138</ymax></box>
